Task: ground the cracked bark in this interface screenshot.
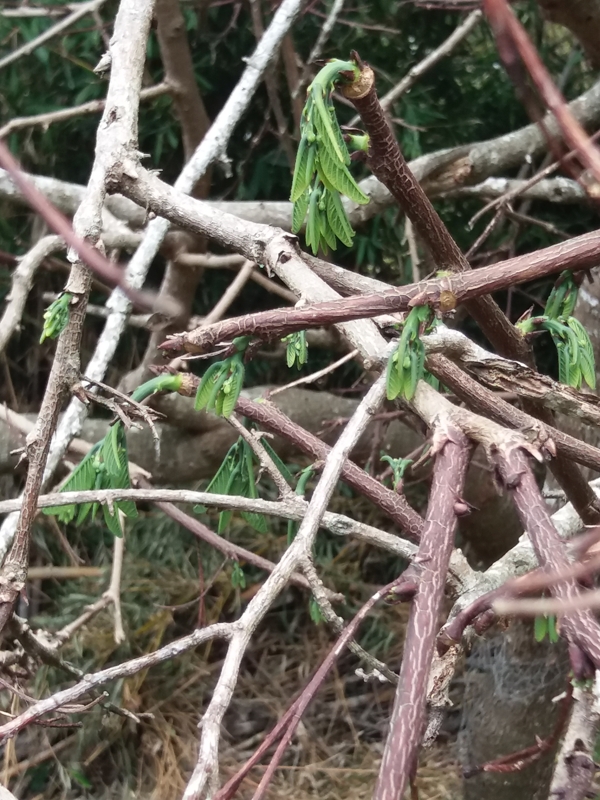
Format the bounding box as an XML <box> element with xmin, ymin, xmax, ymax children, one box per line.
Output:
<box><xmin>373</xmin><ymin>421</ymin><xmax>470</xmax><ymax>800</ymax></box>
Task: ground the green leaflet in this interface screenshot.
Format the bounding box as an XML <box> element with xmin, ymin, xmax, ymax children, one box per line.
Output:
<box><xmin>290</xmin><ymin>59</ymin><xmax>368</xmax><ymax>254</ymax></box>
<box><xmin>534</xmin><ymin>614</ymin><xmax>559</xmax><ymax>643</ymax></box>
<box><xmin>548</xmin><ymin>615</ymin><xmax>560</xmax><ymax>644</ymax></box>
<box><xmin>260</xmin><ymin>438</ymin><xmax>295</xmax><ymax>486</ymax></box>
<box><xmin>203</xmin><ymin>436</ymin><xmax>268</xmax><ymax>535</ymax></box>
<box><xmin>305</xmin><ymin>186</ymin><xmax>322</xmax><ymax>254</ymax></box>
<box><xmin>309</xmin><ymin>597</ymin><xmax>324</xmax><ymax>625</ymax></box>
<box><xmin>567</xmin><ymin>317</ymin><xmax>596</xmax><ymax>390</ymax></box>
<box><xmin>534</xmin><ymin>615</ymin><xmax>548</xmax><ymax>642</ymax></box>
<box><xmin>43</xmin><ymin>424</ymin><xmax>136</xmax><ymax>537</ymax></box>
<box><xmin>287</xmin><ymin>464</ymin><xmax>315</xmax><ymax>543</ymax></box>
<box><xmin>317</xmin><ymin>205</ymin><xmax>337</xmax><ymax>253</ymax></box>
<box><xmin>380</xmin><ymin>455</ymin><xmax>413</xmax><ymax>491</ymax></box>
<box><xmin>386</xmin><ymin>348</ymin><xmax>405</xmax><ymax>401</ymax></box>
<box><xmin>42</xmin><ymin>375</ymin><xmax>187</xmax><ymax>535</ymax></box>
<box><xmin>290</xmin><ymin>135</ymin><xmax>311</xmax><ymax>202</ymax></box>
<box><xmin>40</xmin><ymin>292</ymin><xmax>72</xmax><ymax>344</ymax></box>
<box><xmin>283</xmin><ymin>330</ymin><xmax>308</xmax><ymax>369</ymax></box>
<box><xmin>325</xmin><ymin>189</ymin><xmax>355</xmax><ymax>247</ymax></box>
<box><xmin>194</xmin><ymin>362</ymin><xmax>224</xmax><ymax>410</ymax></box>
<box><xmin>231</xmin><ymin>561</ymin><xmax>246</xmax><ymax>590</ymax></box>
<box><xmin>386</xmin><ymin>307</ymin><xmax>434</xmax><ymax>401</ymax></box>
<box><xmin>292</xmin><ymin>189</ymin><xmax>310</xmax><ymax>234</ymax></box>
<box><xmin>544</xmin><ymin>271</ymin><xmax>579</xmax><ymax>320</ymax></box>
<box><xmin>545</xmin><ymin>317</ymin><xmax>596</xmax><ymax>391</ymax></box>
<box><xmin>317</xmin><ymin>147</ymin><xmax>368</xmax><ymax>205</ymax></box>
<box><xmin>195</xmin><ymin>349</ymin><xmax>247</xmax><ymax>418</ymax></box>
<box><xmin>43</xmin><ymin>442</ymin><xmax>101</xmax><ymax>522</ymax></box>
<box><xmin>313</xmin><ymin>89</ymin><xmax>347</xmax><ymax>165</ymax></box>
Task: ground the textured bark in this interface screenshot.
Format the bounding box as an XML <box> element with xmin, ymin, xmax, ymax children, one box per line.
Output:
<box><xmin>537</xmin><ymin>0</ymin><xmax>600</xmax><ymax>67</ymax></box>
<box><xmin>343</xmin><ymin>65</ymin><xmax>531</xmax><ymax>367</ymax></box>
<box><xmin>374</xmin><ymin>422</ymin><xmax>470</xmax><ymax>800</ymax></box>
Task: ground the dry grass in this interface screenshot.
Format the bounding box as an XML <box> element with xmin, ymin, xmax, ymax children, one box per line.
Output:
<box><xmin>3</xmin><ymin>492</ymin><xmax>462</xmax><ymax>800</ymax></box>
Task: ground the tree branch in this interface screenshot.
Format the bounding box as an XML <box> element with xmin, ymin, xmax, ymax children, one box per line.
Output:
<box><xmin>374</xmin><ymin>420</ymin><xmax>470</xmax><ymax>800</ymax></box>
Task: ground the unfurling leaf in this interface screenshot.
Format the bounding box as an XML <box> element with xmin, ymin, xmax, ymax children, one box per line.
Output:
<box><xmin>290</xmin><ymin>59</ymin><xmax>368</xmax><ymax>254</ymax></box>
<box><xmin>534</xmin><ymin>615</ymin><xmax>548</xmax><ymax>642</ymax></box>
<box><xmin>386</xmin><ymin>306</ymin><xmax>435</xmax><ymax>401</ymax></box>
<box><xmin>202</xmin><ymin>435</ymin><xmax>269</xmax><ymax>535</ymax></box>
<box><xmin>40</xmin><ymin>292</ymin><xmax>72</xmax><ymax>343</ymax></box>
<box><xmin>283</xmin><ymin>330</ymin><xmax>308</xmax><ymax>369</ymax></box>
<box><xmin>42</xmin><ymin>374</ymin><xmax>186</xmax><ymax>534</ymax></box>
<box><xmin>195</xmin><ymin>341</ymin><xmax>250</xmax><ymax>418</ymax></box>
<box><xmin>231</xmin><ymin>561</ymin><xmax>247</xmax><ymax>590</ymax></box>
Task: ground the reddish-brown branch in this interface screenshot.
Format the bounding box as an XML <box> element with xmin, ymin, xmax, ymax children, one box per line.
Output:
<box><xmin>163</xmin><ymin>228</ymin><xmax>600</xmax><ymax>354</ymax></box>
<box><xmin>463</xmin><ymin>683</ymin><xmax>572</xmax><ymax>778</ymax></box>
<box><xmin>426</xmin><ymin>353</ymin><xmax>600</xmax><ymax>520</ymax></box>
<box><xmin>150</xmin><ymin>364</ymin><xmax>425</xmax><ymax>540</ymax></box>
<box><xmin>495</xmin><ymin>447</ymin><xmax>600</xmax><ymax>674</ymax></box>
<box><xmin>342</xmin><ymin>61</ymin><xmax>531</xmax><ymax>365</ymax></box>
<box><xmin>440</xmin><ymin>530</ymin><xmax>600</xmax><ymax>649</ymax></box>
<box><xmin>484</xmin><ymin>0</ymin><xmax>600</xmax><ymax>186</ymax></box>
<box><xmin>236</xmin><ymin>396</ymin><xmax>425</xmax><ymax>541</ymax></box>
<box><xmin>373</xmin><ymin>422</ymin><xmax>470</xmax><ymax>800</ymax></box>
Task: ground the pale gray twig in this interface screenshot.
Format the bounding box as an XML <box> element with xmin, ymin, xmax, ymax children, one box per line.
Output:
<box><xmin>0</xmin><ymin>623</ymin><xmax>232</xmax><ymax>743</ymax></box>
<box><xmin>0</xmin><ymin>0</ymin><xmax>109</xmax><ymax>72</ymax></box>
<box><xmin>348</xmin><ymin>10</ymin><xmax>482</xmax><ymax>126</ymax></box>
<box><xmin>0</xmin><ymin>236</ymin><xmax>64</xmax><ymax>356</ymax></box>
<box><xmin>0</xmin><ymin>83</ymin><xmax>170</xmax><ymax>140</ymax></box>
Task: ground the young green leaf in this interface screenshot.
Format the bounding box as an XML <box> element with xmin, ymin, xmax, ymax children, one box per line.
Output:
<box><xmin>292</xmin><ymin>189</ymin><xmax>310</xmax><ymax>234</ymax></box>
<box><xmin>290</xmin><ymin>135</ymin><xmax>311</xmax><ymax>202</ymax></box>
<box><xmin>231</xmin><ymin>561</ymin><xmax>247</xmax><ymax>589</ymax></box>
<box><xmin>195</xmin><ymin>362</ymin><xmax>224</xmax><ymax>411</ymax></box>
<box><xmin>325</xmin><ymin>189</ymin><xmax>355</xmax><ymax>247</ymax></box>
<box><xmin>317</xmin><ymin>147</ymin><xmax>368</xmax><ymax>205</ymax></box>
<box><xmin>40</xmin><ymin>292</ymin><xmax>72</xmax><ymax>344</ymax></box>
<box><xmin>534</xmin><ymin>615</ymin><xmax>548</xmax><ymax>642</ymax></box>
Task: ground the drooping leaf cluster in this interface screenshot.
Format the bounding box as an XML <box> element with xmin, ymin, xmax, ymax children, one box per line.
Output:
<box><xmin>194</xmin><ymin>337</ymin><xmax>250</xmax><ymax>418</ymax></box>
<box><xmin>534</xmin><ymin>613</ymin><xmax>559</xmax><ymax>643</ymax></box>
<box><xmin>43</xmin><ymin>423</ymin><xmax>137</xmax><ymax>538</ymax></box>
<box><xmin>283</xmin><ymin>330</ymin><xmax>308</xmax><ymax>369</ymax></box>
<box><xmin>291</xmin><ymin>59</ymin><xmax>369</xmax><ymax>255</ymax></box>
<box><xmin>386</xmin><ymin>306</ymin><xmax>437</xmax><ymax>401</ymax></box>
<box><xmin>198</xmin><ymin>435</ymin><xmax>270</xmax><ymax>535</ymax></box>
<box><xmin>517</xmin><ymin>271</ymin><xmax>596</xmax><ymax>390</ymax></box>
<box><xmin>43</xmin><ymin>374</ymin><xmax>184</xmax><ymax>535</ymax></box>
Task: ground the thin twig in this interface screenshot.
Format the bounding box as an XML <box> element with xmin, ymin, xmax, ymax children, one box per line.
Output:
<box><xmin>203</xmin><ymin>260</ymin><xmax>256</xmax><ymax>325</ymax></box>
<box><xmin>293</xmin><ymin>0</ymin><xmax>346</xmax><ymax>98</ymax></box>
<box><xmin>0</xmin><ymin>623</ymin><xmax>231</xmax><ymax>743</ymax></box>
<box><xmin>0</xmin><ymin>83</ymin><xmax>170</xmax><ymax>139</ymax></box>
<box><xmin>228</xmin><ymin>414</ymin><xmax>295</xmax><ymax>498</ymax></box>
<box><xmin>0</xmin><ymin>0</ymin><xmax>108</xmax><ymax>72</ymax></box>
<box><xmin>182</xmin><ymin>371</ymin><xmax>389</xmax><ymax>800</ymax></box>
<box><xmin>268</xmin><ymin>349</ymin><xmax>359</xmax><ymax>397</ymax></box>
<box><xmin>0</xmin><ymin>236</ymin><xmax>64</xmax><ymax>355</ymax></box>
<box><xmin>348</xmin><ymin>10</ymin><xmax>482</xmax><ymax>126</ymax></box>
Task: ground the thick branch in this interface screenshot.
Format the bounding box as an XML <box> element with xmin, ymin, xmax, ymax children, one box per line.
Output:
<box><xmin>343</xmin><ymin>63</ymin><xmax>530</xmax><ymax>365</ymax></box>
<box><xmin>374</xmin><ymin>421</ymin><xmax>470</xmax><ymax>800</ymax></box>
